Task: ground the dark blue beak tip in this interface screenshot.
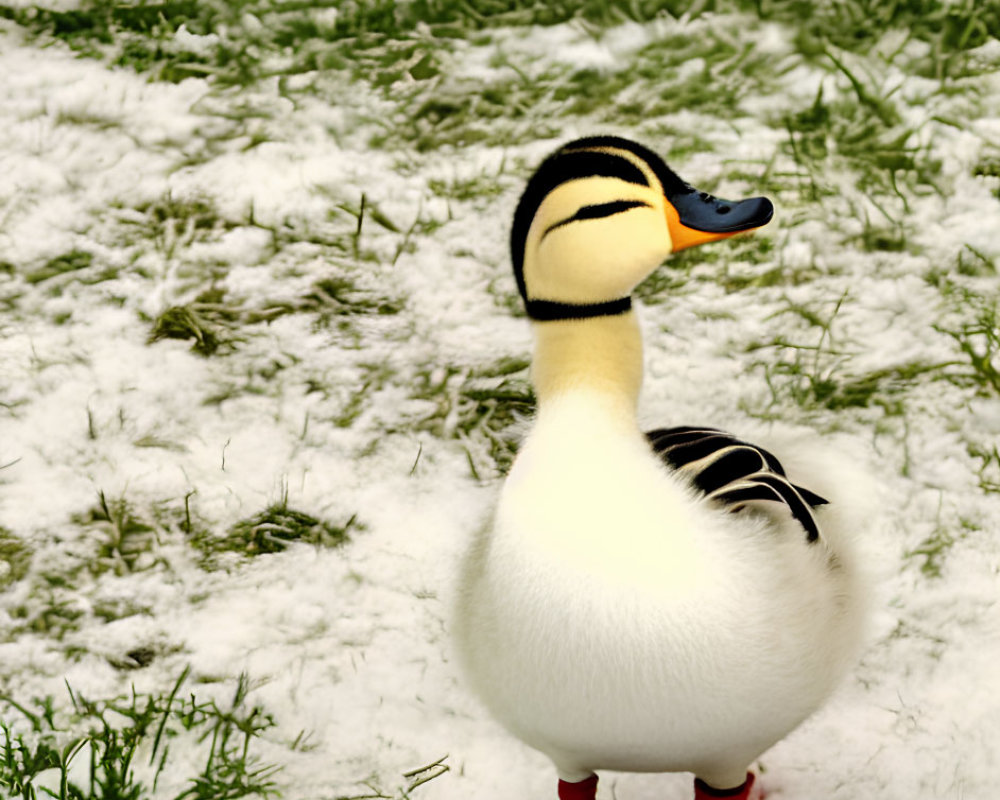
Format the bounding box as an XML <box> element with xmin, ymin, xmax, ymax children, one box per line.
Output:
<box><xmin>669</xmin><ymin>190</ymin><xmax>775</xmax><ymax>234</ymax></box>
<box><xmin>750</xmin><ymin>196</ymin><xmax>775</xmax><ymax>227</ymax></box>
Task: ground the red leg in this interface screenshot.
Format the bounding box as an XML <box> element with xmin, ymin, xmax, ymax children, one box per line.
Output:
<box><xmin>558</xmin><ymin>774</ymin><xmax>598</xmax><ymax>800</ymax></box>
<box><xmin>694</xmin><ymin>772</ymin><xmax>762</xmax><ymax>800</ymax></box>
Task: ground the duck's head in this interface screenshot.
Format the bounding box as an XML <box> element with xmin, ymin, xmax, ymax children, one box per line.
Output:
<box><xmin>511</xmin><ymin>136</ymin><xmax>774</xmax><ymax>321</ymax></box>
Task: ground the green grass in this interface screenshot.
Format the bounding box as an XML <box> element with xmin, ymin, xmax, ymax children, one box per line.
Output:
<box><xmin>5</xmin><ymin>0</ymin><xmax>996</xmax><ymax>72</ymax></box>
<box><xmin>3</xmin><ymin>492</ymin><xmax>166</xmax><ymax>640</ymax></box>
<box><xmin>780</xmin><ymin>74</ymin><xmax>942</xmax><ymax>213</ymax></box>
<box><xmin>303</xmin><ymin>276</ymin><xmax>405</xmax><ymax>320</ymax></box>
<box><xmin>149</xmin><ymin>303</ymin><xmax>230</xmax><ymax>356</ymax></box>
<box><xmin>24</xmin><ymin>251</ymin><xmax>95</xmax><ymax>286</ymax></box>
<box><xmin>902</xmin><ymin>504</ymin><xmax>980</xmax><ymax>579</ymax></box>
<box><xmin>123</xmin><ymin>187</ymin><xmax>409</xmax><ymax>357</ymax></box>
<box><xmin>227</xmin><ymin>502</ymin><xmax>354</xmax><ymax>556</ymax></box>
<box><xmin>0</xmin><ymin>671</ymin><xmax>453</xmax><ymax>800</ymax></box>
<box><xmin>0</xmin><ymin>669</ymin><xmax>279</xmax><ymax>800</ymax></box>
<box><xmin>7</xmin><ymin>578</ymin><xmax>87</xmax><ymax>640</ymax></box>
<box><xmin>128</xmin><ymin>195</ymin><xmax>232</xmax><ymax>261</ymax></box>
<box><xmin>935</xmin><ymin>287</ymin><xmax>1000</xmax><ymax>395</ymax></box>
<box><xmin>969</xmin><ymin>443</ymin><xmax>1000</xmax><ymax>494</ymax></box>
<box><xmin>2</xmin><ymin>0</ymin><xmax>999</xmax><ymax>791</ymax></box>
<box><xmin>744</xmin><ymin>0</ymin><xmax>1000</xmax><ymax>77</ymax></box>
<box><xmin>140</xmin><ymin>486</ymin><xmax>358</xmax><ymax>567</ymax></box>
<box><xmin>0</xmin><ymin>527</ymin><xmax>31</xmax><ymax>590</ymax></box>
<box><xmin>409</xmin><ymin>357</ymin><xmax>534</xmax><ymax>477</ymax></box>
<box><xmin>747</xmin><ymin>292</ymin><xmax>958</xmax><ymax>414</ymax></box>
<box><xmin>72</xmin><ymin>492</ymin><xmax>160</xmax><ymax>577</ymax></box>
<box><xmin>337</xmin><ymin>755</ymin><xmax>450</xmax><ymax>800</ymax></box>
<box><xmin>7</xmin><ymin>0</ymin><xmax>990</xmax><ymax>165</ymax></box>
<box><xmin>146</xmin><ymin>271</ymin><xmax>404</xmax><ymax>357</ymax></box>
<box><xmin>3</xmin><ymin>486</ymin><xmax>355</xmax><ymax>640</ymax></box>
<box><xmin>181</xmin><ymin>486</ymin><xmax>356</xmax><ymax>565</ymax></box>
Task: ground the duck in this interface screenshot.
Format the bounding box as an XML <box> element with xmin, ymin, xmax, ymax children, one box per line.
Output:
<box><xmin>453</xmin><ymin>136</ymin><xmax>868</xmax><ymax>800</ymax></box>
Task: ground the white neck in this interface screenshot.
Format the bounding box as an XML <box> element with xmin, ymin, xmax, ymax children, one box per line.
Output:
<box><xmin>530</xmin><ymin>310</ymin><xmax>643</xmax><ymax>424</ymax></box>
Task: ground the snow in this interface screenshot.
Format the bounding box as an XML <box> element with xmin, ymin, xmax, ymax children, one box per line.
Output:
<box><xmin>1</xmin><ymin>9</ymin><xmax>999</xmax><ymax>800</ymax></box>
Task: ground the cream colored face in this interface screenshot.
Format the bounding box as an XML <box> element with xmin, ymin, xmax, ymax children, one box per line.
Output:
<box><xmin>521</xmin><ymin>164</ymin><xmax>673</xmax><ymax>307</ymax></box>
<box><xmin>512</xmin><ymin>138</ymin><xmax>773</xmax><ymax>317</ymax></box>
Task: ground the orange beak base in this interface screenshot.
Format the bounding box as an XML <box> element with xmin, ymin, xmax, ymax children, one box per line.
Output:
<box><xmin>664</xmin><ymin>189</ymin><xmax>774</xmax><ymax>253</ymax></box>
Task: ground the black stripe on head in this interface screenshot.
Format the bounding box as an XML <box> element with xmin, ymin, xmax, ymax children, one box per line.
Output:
<box><xmin>511</xmin><ymin>145</ymin><xmax>649</xmax><ymax>305</ymax></box>
<box><xmin>562</xmin><ymin>136</ymin><xmax>690</xmax><ymax>197</ymax></box>
<box><xmin>542</xmin><ymin>199</ymin><xmax>653</xmax><ymax>239</ymax></box>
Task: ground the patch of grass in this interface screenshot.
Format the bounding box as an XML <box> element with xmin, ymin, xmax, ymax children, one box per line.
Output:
<box><xmin>853</xmin><ymin>211</ymin><xmax>910</xmax><ymax>254</ymax></box>
<box><xmin>319</xmin><ymin>362</ymin><xmax>392</xmax><ymax>429</ymax></box>
<box><xmin>428</xmin><ymin>172</ymin><xmax>507</xmax><ymax>204</ymax></box>
<box><xmin>192</xmin><ymin>490</ymin><xmax>355</xmax><ymax>562</ymax></box>
<box><xmin>410</xmin><ymin>357</ymin><xmax>534</xmax><ymax>477</ymax></box>
<box><xmin>637</xmin><ymin>230</ymin><xmax>778</xmax><ymax>302</ymax></box>
<box><xmin>0</xmin><ymin>527</ymin><xmax>31</xmax><ymax>589</ymax></box>
<box><xmin>73</xmin><ymin>491</ymin><xmax>160</xmax><ymax>577</ymax></box>
<box><xmin>339</xmin><ymin>755</ymin><xmax>451</xmax><ymax>800</ymax></box>
<box><xmin>375</xmin><ymin>17</ymin><xmax>784</xmax><ymax>153</ymax></box>
<box><xmin>749</xmin><ymin>292</ymin><xmax>953</xmax><ymax>412</ymax></box>
<box><xmin>756</xmin><ymin>349</ymin><xmax>947</xmax><ymax>412</ymax></box>
<box><xmin>0</xmin><ymin>1</ymin><xmax>245</xmax><ymax>83</ymax></box>
<box><xmin>369</xmin><ymin>72</ymin><xmax>560</xmax><ymax>153</ymax></box>
<box><xmin>902</xmin><ymin>504</ymin><xmax>978</xmax><ymax>579</ymax></box>
<box><xmin>0</xmin><ymin>668</ymin><xmax>279</xmax><ymax>800</ymax></box>
<box><xmin>781</xmin><ymin>73</ymin><xmax>941</xmax><ymax>211</ymax></box>
<box><xmin>120</xmin><ymin>194</ymin><xmax>234</xmax><ymax>263</ymax></box>
<box><xmin>644</xmin><ymin>124</ymin><xmax>719</xmax><ymax>164</ymax></box>
<box><xmin>634</xmin><ymin>261</ymin><xmax>692</xmax><ymax>303</ymax></box>
<box><xmin>149</xmin><ymin>304</ymin><xmax>228</xmax><ymax>356</ymax></box>
<box><xmin>228</xmin><ymin>504</ymin><xmax>354</xmax><ymax>555</ymax></box>
<box><xmin>595</xmin><ymin>28</ymin><xmax>782</xmax><ymax>120</ymax></box>
<box><xmin>751</xmin><ymin>291</ymin><xmax>854</xmax><ymax>410</ymax></box>
<box><xmin>303</xmin><ymin>276</ymin><xmax>405</xmax><ymax>320</ymax></box>
<box><xmin>23</xmin><ymin>250</ymin><xmax>94</xmax><ymax>286</ymax></box>
<box><xmin>0</xmin><ymin>0</ymin><xmax>706</xmax><ymax>87</ymax></box>
<box><xmin>743</xmin><ymin>0</ymin><xmax>1000</xmax><ymax>73</ymax></box>
<box><xmin>5</xmin><ymin>0</ymin><xmax>996</xmax><ymax>109</ymax></box>
<box><xmin>968</xmin><ymin>443</ymin><xmax>1000</xmax><ymax>494</ymax></box>
<box><xmin>973</xmin><ymin>153</ymin><xmax>1000</xmax><ymax>200</ymax></box>
<box><xmin>19</xmin><ymin>249</ymin><xmax>122</xmax><ymax>304</ymax></box>
<box><xmin>147</xmin><ymin>272</ymin><xmax>404</xmax><ymax>356</ymax></box>
<box><xmin>956</xmin><ymin>244</ymin><xmax>997</xmax><ymax>278</ymax></box>
<box><xmin>7</xmin><ymin>579</ymin><xmax>87</xmax><ymax>639</ymax></box>
<box><xmin>935</xmin><ymin>289</ymin><xmax>1000</xmax><ymax>395</ymax></box>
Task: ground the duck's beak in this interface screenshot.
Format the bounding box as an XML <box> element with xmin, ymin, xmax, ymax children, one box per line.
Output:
<box><xmin>664</xmin><ymin>187</ymin><xmax>774</xmax><ymax>253</ymax></box>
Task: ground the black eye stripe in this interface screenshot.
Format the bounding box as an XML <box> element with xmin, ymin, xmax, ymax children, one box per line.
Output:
<box><xmin>542</xmin><ymin>199</ymin><xmax>652</xmax><ymax>238</ymax></box>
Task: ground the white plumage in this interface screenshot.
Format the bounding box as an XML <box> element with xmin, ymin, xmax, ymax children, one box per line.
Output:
<box><xmin>453</xmin><ymin>137</ymin><xmax>868</xmax><ymax>800</ymax></box>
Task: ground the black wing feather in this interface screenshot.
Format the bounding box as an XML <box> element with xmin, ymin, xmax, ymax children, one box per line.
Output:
<box><xmin>691</xmin><ymin>447</ymin><xmax>769</xmax><ymax>494</ymax></box>
<box><xmin>645</xmin><ymin>426</ymin><xmax>827</xmax><ymax>543</ymax></box>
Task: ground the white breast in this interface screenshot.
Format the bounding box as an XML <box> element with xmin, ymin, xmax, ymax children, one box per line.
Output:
<box><xmin>454</xmin><ymin>391</ymin><xmax>863</xmax><ymax>779</ymax></box>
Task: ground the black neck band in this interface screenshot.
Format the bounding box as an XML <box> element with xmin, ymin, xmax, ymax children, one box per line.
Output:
<box><xmin>525</xmin><ymin>296</ymin><xmax>633</xmax><ymax>321</ymax></box>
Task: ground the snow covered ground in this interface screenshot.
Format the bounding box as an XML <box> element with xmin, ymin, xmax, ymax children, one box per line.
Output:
<box><xmin>1</xmin><ymin>4</ymin><xmax>999</xmax><ymax>799</ymax></box>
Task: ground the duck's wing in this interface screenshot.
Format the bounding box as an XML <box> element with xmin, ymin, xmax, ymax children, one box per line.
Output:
<box><xmin>645</xmin><ymin>426</ymin><xmax>828</xmax><ymax>543</ymax></box>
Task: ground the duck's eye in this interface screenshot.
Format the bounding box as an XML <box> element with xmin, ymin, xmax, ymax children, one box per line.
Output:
<box><xmin>543</xmin><ymin>199</ymin><xmax>652</xmax><ymax>239</ymax></box>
